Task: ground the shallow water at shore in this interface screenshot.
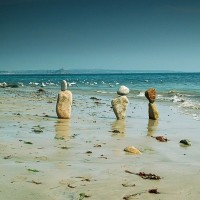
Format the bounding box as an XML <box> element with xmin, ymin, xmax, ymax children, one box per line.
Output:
<box><xmin>1</xmin><ymin>73</ymin><xmax>200</xmax><ymax>121</ymax></box>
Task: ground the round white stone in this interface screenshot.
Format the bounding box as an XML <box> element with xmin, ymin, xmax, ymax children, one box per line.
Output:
<box><xmin>61</xmin><ymin>80</ymin><xmax>67</xmax><ymax>91</ymax></box>
<box><xmin>117</xmin><ymin>85</ymin><xmax>129</xmax><ymax>95</ymax></box>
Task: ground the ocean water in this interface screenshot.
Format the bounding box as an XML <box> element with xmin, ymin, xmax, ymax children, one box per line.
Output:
<box><xmin>0</xmin><ymin>73</ymin><xmax>200</xmax><ymax>120</ymax></box>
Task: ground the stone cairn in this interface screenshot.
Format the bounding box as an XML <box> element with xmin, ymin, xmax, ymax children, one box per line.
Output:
<box><xmin>56</xmin><ymin>80</ymin><xmax>72</xmax><ymax>119</ymax></box>
<box><xmin>145</xmin><ymin>88</ymin><xmax>159</xmax><ymax>120</ymax></box>
<box><xmin>111</xmin><ymin>85</ymin><xmax>129</xmax><ymax>120</ymax></box>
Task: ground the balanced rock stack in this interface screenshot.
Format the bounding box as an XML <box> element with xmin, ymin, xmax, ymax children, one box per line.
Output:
<box><xmin>56</xmin><ymin>80</ymin><xmax>73</xmax><ymax>119</ymax></box>
<box><xmin>111</xmin><ymin>86</ymin><xmax>129</xmax><ymax>120</ymax></box>
<box><xmin>145</xmin><ymin>88</ymin><xmax>159</xmax><ymax>120</ymax></box>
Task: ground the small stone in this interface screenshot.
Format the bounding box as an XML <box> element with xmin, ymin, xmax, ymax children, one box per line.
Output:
<box><xmin>148</xmin><ymin>189</ymin><xmax>160</xmax><ymax>194</ymax></box>
<box><xmin>32</xmin><ymin>125</ymin><xmax>44</xmax><ymax>133</ymax></box>
<box><xmin>86</xmin><ymin>151</ymin><xmax>92</xmax><ymax>154</ymax></box>
<box><xmin>111</xmin><ymin>129</ymin><xmax>120</xmax><ymax>133</ymax></box>
<box><xmin>90</xmin><ymin>97</ymin><xmax>101</xmax><ymax>100</ymax></box>
<box><xmin>124</xmin><ymin>146</ymin><xmax>141</xmax><ymax>155</ymax></box>
<box><xmin>145</xmin><ymin>88</ymin><xmax>156</xmax><ymax>103</ymax></box>
<box><xmin>180</xmin><ymin>139</ymin><xmax>191</xmax><ymax>146</ymax></box>
<box><xmin>154</xmin><ymin>136</ymin><xmax>168</xmax><ymax>142</ymax></box>
<box><xmin>117</xmin><ymin>85</ymin><xmax>129</xmax><ymax>95</ymax></box>
<box><xmin>37</xmin><ymin>89</ymin><xmax>45</xmax><ymax>93</ymax></box>
<box><xmin>61</xmin><ymin>80</ymin><xmax>67</xmax><ymax>91</ymax></box>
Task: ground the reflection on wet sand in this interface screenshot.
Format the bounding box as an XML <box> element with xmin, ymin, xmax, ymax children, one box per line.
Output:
<box><xmin>147</xmin><ymin>119</ymin><xmax>158</xmax><ymax>136</ymax></box>
<box><xmin>111</xmin><ymin>119</ymin><xmax>126</xmax><ymax>137</ymax></box>
<box><xmin>55</xmin><ymin>119</ymin><xmax>71</xmax><ymax>140</ymax></box>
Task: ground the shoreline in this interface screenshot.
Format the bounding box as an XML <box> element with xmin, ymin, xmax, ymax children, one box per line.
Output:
<box><xmin>0</xmin><ymin>88</ymin><xmax>200</xmax><ymax>199</ymax></box>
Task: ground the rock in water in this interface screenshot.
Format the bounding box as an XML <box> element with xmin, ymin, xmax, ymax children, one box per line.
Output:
<box><xmin>148</xmin><ymin>103</ymin><xmax>159</xmax><ymax>120</ymax></box>
<box><xmin>124</xmin><ymin>146</ymin><xmax>141</xmax><ymax>154</ymax></box>
<box><xmin>145</xmin><ymin>88</ymin><xmax>159</xmax><ymax>120</ymax></box>
<box><xmin>56</xmin><ymin>91</ymin><xmax>72</xmax><ymax>119</ymax></box>
<box><xmin>111</xmin><ymin>96</ymin><xmax>129</xmax><ymax>120</ymax></box>
<box><xmin>145</xmin><ymin>88</ymin><xmax>156</xmax><ymax>103</ymax></box>
<box><xmin>117</xmin><ymin>85</ymin><xmax>130</xmax><ymax>95</ymax></box>
<box><xmin>61</xmin><ymin>80</ymin><xmax>67</xmax><ymax>91</ymax></box>
<box><xmin>180</xmin><ymin>139</ymin><xmax>191</xmax><ymax>146</ymax></box>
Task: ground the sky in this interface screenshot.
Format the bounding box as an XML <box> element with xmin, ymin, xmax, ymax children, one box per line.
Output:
<box><xmin>0</xmin><ymin>0</ymin><xmax>200</xmax><ymax>72</ymax></box>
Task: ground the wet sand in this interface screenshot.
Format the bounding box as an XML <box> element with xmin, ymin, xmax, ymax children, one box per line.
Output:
<box><xmin>0</xmin><ymin>88</ymin><xmax>200</xmax><ymax>200</ymax></box>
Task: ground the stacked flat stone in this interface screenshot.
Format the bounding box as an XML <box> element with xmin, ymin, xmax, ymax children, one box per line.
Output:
<box><xmin>111</xmin><ymin>86</ymin><xmax>129</xmax><ymax>120</ymax></box>
<box><xmin>56</xmin><ymin>80</ymin><xmax>72</xmax><ymax>119</ymax></box>
<box><xmin>145</xmin><ymin>88</ymin><xmax>159</xmax><ymax>120</ymax></box>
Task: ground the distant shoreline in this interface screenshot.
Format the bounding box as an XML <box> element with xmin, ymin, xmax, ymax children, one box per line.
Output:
<box><xmin>1</xmin><ymin>69</ymin><xmax>198</xmax><ymax>75</ymax></box>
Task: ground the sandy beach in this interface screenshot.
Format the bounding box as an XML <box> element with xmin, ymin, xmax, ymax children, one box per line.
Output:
<box><xmin>0</xmin><ymin>87</ymin><xmax>200</xmax><ymax>200</ymax></box>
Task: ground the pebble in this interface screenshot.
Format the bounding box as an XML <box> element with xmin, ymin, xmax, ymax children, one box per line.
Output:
<box><xmin>61</xmin><ymin>80</ymin><xmax>67</xmax><ymax>91</ymax></box>
<box><xmin>124</xmin><ymin>146</ymin><xmax>141</xmax><ymax>155</ymax></box>
<box><xmin>180</xmin><ymin>139</ymin><xmax>191</xmax><ymax>146</ymax></box>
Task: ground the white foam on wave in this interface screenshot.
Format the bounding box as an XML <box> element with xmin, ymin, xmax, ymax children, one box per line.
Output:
<box><xmin>96</xmin><ymin>90</ymin><xmax>115</xmax><ymax>94</ymax></box>
<box><xmin>179</xmin><ymin>100</ymin><xmax>200</xmax><ymax>110</ymax></box>
<box><xmin>171</xmin><ymin>95</ymin><xmax>184</xmax><ymax>103</ymax></box>
<box><xmin>192</xmin><ymin>114</ymin><xmax>199</xmax><ymax>120</ymax></box>
<box><xmin>180</xmin><ymin>101</ymin><xmax>194</xmax><ymax>108</ymax></box>
<box><xmin>41</xmin><ymin>82</ymin><xmax>46</xmax><ymax>87</ymax></box>
<box><xmin>68</xmin><ymin>82</ymin><xmax>76</xmax><ymax>86</ymax></box>
<box><xmin>137</xmin><ymin>92</ymin><xmax>145</xmax><ymax>97</ymax></box>
<box><xmin>157</xmin><ymin>94</ymin><xmax>163</xmax><ymax>99</ymax></box>
<box><xmin>96</xmin><ymin>90</ymin><xmax>107</xmax><ymax>94</ymax></box>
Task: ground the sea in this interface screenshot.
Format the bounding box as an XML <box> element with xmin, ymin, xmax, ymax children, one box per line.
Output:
<box><xmin>0</xmin><ymin>72</ymin><xmax>200</xmax><ymax>121</ymax></box>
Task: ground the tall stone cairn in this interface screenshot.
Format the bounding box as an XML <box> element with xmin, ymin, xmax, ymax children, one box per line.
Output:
<box><xmin>145</xmin><ymin>88</ymin><xmax>159</xmax><ymax>120</ymax></box>
<box><xmin>56</xmin><ymin>80</ymin><xmax>72</xmax><ymax>119</ymax></box>
<box><xmin>111</xmin><ymin>85</ymin><xmax>129</xmax><ymax>120</ymax></box>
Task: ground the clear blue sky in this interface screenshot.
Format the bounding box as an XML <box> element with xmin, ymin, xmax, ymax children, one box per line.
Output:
<box><xmin>0</xmin><ymin>0</ymin><xmax>200</xmax><ymax>71</ymax></box>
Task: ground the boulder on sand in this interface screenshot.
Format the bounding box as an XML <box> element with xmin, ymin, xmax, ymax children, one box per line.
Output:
<box><xmin>56</xmin><ymin>80</ymin><xmax>72</xmax><ymax>119</ymax></box>
<box><xmin>111</xmin><ymin>96</ymin><xmax>129</xmax><ymax>120</ymax></box>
